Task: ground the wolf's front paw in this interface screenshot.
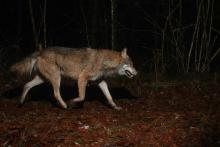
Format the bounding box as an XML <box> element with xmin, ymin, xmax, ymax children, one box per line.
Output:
<box><xmin>113</xmin><ymin>105</ymin><xmax>122</xmax><ymax>111</ymax></box>
<box><xmin>62</xmin><ymin>104</ymin><xmax>68</xmax><ymax>110</ymax></box>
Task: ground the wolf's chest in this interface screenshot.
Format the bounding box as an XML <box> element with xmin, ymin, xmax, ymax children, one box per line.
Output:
<box><xmin>90</xmin><ymin>72</ymin><xmax>103</xmax><ymax>81</ymax></box>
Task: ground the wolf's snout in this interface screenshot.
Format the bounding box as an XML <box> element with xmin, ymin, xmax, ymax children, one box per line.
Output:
<box><xmin>125</xmin><ymin>68</ymin><xmax>137</xmax><ymax>78</ymax></box>
<box><xmin>125</xmin><ymin>70</ymin><xmax>133</xmax><ymax>78</ymax></box>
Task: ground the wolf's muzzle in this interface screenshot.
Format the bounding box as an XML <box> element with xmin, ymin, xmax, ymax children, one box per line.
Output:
<box><xmin>125</xmin><ymin>70</ymin><xmax>134</xmax><ymax>78</ymax></box>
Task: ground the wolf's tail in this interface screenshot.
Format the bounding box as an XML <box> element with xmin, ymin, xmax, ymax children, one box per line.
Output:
<box><xmin>10</xmin><ymin>52</ymin><xmax>39</xmax><ymax>76</ymax></box>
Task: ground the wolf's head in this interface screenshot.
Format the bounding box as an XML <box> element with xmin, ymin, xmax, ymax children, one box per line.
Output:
<box><xmin>118</xmin><ymin>48</ymin><xmax>137</xmax><ymax>78</ymax></box>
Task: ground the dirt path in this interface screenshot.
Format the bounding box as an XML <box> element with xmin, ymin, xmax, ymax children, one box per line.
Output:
<box><xmin>0</xmin><ymin>82</ymin><xmax>220</xmax><ymax>146</ymax></box>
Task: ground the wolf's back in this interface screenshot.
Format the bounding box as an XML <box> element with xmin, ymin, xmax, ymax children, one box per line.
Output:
<box><xmin>10</xmin><ymin>52</ymin><xmax>39</xmax><ymax>76</ymax></box>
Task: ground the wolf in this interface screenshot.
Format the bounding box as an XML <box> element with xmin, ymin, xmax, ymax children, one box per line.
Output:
<box><xmin>10</xmin><ymin>47</ymin><xmax>137</xmax><ymax>110</ymax></box>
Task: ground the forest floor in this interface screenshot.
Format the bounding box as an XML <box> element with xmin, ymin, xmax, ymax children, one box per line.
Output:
<box><xmin>0</xmin><ymin>73</ymin><xmax>220</xmax><ymax>146</ymax></box>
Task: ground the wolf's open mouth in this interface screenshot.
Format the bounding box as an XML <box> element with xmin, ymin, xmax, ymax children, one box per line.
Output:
<box><xmin>125</xmin><ymin>70</ymin><xmax>134</xmax><ymax>78</ymax></box>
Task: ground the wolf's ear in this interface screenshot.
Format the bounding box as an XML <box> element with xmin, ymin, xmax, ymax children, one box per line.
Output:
<box><xmin>121</xmin><ymin>48</ymin><xmax>128</xmax><ymax>58</ymax></box>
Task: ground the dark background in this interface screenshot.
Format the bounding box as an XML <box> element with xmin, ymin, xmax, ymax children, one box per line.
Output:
<box><xmin>0</xmin><ymin>0</ymin><xmax>220</xmax><ymax>73</ymax></box>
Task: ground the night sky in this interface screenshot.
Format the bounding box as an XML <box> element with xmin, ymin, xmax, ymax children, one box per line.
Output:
<box><xmin>0</xmin><ymin>0</ymin><xmax>220</xmax><ymax>72</ymax></box>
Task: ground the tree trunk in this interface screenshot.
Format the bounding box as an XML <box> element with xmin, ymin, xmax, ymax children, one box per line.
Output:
<box><xmin>28</xmin><ymin>0</ymin><xmax>38</xmax><ymax>51</ymax></box>
<box><xmin>111</xmin><ymin>0</ymin><xmax>116</xmax><ymax>50</ymax></box>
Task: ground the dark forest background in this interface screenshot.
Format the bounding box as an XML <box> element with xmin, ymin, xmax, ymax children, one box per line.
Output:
<box><xmin>0</xmin><ymin>0</ymin><xmax>220</xmax><ymax>75</ymax></box>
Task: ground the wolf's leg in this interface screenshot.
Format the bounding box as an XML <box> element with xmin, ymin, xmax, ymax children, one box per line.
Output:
<box><xmin>98</xmin><ymin>80</ymin><xmax>122</xmax><ymax>110</ymax></box>
<box><xmin>71</xmin><ymin>76</ymin><xmax>88</xmax><ymax>103</ymax></box>
<box><xmin>37</xmin><ymin>58</ymin><xmax>67</xmax><ymax>109</ymax></box>
<box><xmin>51</xmin><ymin>76</ymin><xmax>68</xmax><ymax>109</ymax></box>
<box><xmin>20</xmin><ymin>75</ymin><xmax>44</xmax><ymax>106</ymax></box>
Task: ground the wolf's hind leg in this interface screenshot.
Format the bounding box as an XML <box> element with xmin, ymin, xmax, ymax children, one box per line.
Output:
<box><xmin>37</xmin><ymin>59</ymin><xmax>67</xmax><ymax>109</ymax></box>
<box><xmin>20</xmin><ymin>75</ymin><xmax>44</xmax><ymax>106</ymax></box>
<box><xmin>98</xmin><ymin>80</ymin><xmax>122</xmax><ymax>110</ymax></box>
<box><xmin>51</xmin><ymin>76</ymin><xmax>68</xmax><ymax>109</ymax></box>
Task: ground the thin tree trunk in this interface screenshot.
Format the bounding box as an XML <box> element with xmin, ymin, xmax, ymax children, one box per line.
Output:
<box><xmin>91</xmin><ymin>1</ymin><xmax>98</xmax><ymax>48</ymax></box>
<box><xmin>15</xmin><ymin>1</ymin><xmax>22</xmax><ymax>44</ymax></box>
<box><xmin>28</xmin><ymin>0</ymin><xmax>38</xmax><ymax>51</ymax></box>
<box><xmin>111</xmin><ymin>0</ymin><xmax>116</xmax><ymax>50</ymax></box>
<box><xmin>43</xmin><ymin>0</ymin><xmax>47</xmax><ymax>49</ymax></box>
<box><xmin>80</xmin><ymin>0</ymin><xmax>90</xmax><ymax>47</ymax></box>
